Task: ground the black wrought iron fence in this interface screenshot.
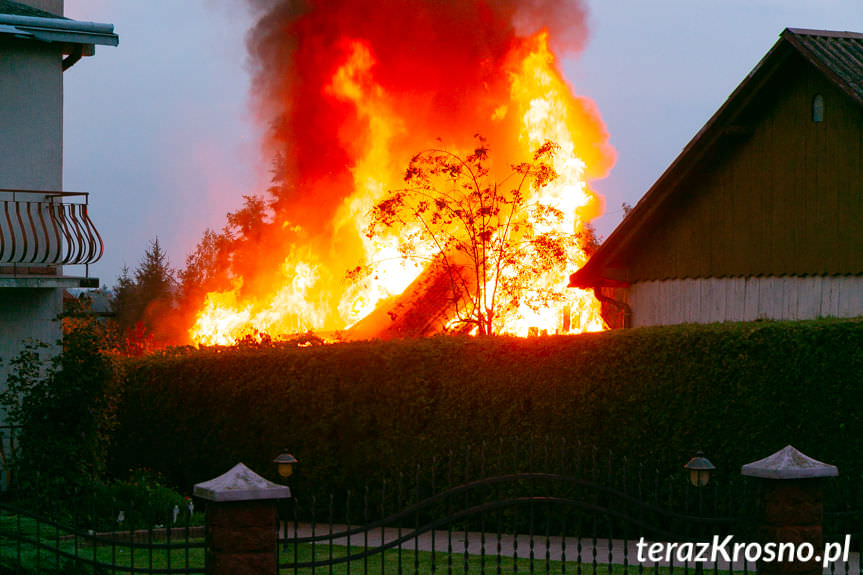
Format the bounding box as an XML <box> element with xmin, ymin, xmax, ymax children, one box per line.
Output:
<box><xmin>278</xmin><ymin>439</ymin><xmax>761</xmax><ymax>575</ymax></box>
<box><xmin>0</xmin><ymin>438</ymin><xmax>861</xmax><ymax>574</ymax></box>
<box><xmin>0</xmin><ymin>500</ymin><xmax>204</xmax><ymax>574</ymax></box>
<box><xmin>0</xmin><ymin>426</ymin><xmax>19</xmax><ymax>493</ymax></box>
<box><xmin>823</xmin><ymin>473</ymin><xmax>863</xmax><ymax>575</ymax></box>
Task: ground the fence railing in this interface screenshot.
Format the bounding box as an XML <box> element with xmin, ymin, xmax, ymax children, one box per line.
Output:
<box><xmin>278</xmin><ymin>479</ymin><xmax>750</xmax><ymax>574</ymax></box>
<box><xmin>1</xmin><ymin>440</ymin><xmax>863</xmax><ymax>574</ymax></box>
<box><xmin>0</xmin><ymin>500</ymin><xmax>204</xmax><ymax>574</ymax></box>
<box><xmin>0</xmin><ymin>425</ymin><xmax>19</xmax><ymax>492</ymax></box>
<box><xmin>277</xmin><ymin>439</ymin><xmax>761</xmax><ymax>575</ymax></box>
<box><xmin>274</xmin><ymin>439</ymin><xmax>863</xmax><ymax>575</ymax></box>
<box><xmin>0</xmin><ymin>189</ymin><xmax>103</xmax><ymax>268</ymax></box>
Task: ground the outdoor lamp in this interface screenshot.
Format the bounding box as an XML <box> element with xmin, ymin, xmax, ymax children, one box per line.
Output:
<box><xmin>274</xmin><ymin>451</ymin><xmax>298</xmax><ymax>478</ymax></box>
<box><xmin>683</xmin><ymin>451</ymin><xmax>715</xmax><ymax>487</ymax></box>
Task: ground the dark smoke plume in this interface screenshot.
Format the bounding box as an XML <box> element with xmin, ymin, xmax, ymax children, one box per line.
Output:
<box><xmin>243</xmin><ymin>0</ymin><xmax>590</xmax><ymax>231</ymax></box>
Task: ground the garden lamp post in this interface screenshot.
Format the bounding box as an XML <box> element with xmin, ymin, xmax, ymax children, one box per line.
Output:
<box><xmin>274</xmin><ymin>451</ymin><xmax>298</xmax><ymax>478</ymax></box>
<box><xmin>684</xmin><ymin>451</ymin><xmax>715</xmax><ymax>487</ymax></box>
<box><xmin>685</xmin><ymin>451</ymin><xmax>715</xmax><ymax>575</ymax></box>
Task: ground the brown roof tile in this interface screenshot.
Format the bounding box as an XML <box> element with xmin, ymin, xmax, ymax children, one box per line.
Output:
<box><xmin>784</xmin><ymin>28</ymin><xmax>863</xmax><ymax>105</ymax></box>
<box><xmin>0</xmin><ymin>0</ymin><xmax>63</xmax><ymax>19</ymax></box>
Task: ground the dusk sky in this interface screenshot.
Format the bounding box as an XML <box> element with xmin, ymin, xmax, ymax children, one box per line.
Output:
<box><xmin>62</xmin><ymin>0</ymin><xmax>863</xmax><ymax>288</ymax></box>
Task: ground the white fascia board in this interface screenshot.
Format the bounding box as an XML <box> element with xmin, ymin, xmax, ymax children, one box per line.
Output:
<box><xmin>0</xmin><ymin>13</ymin><xmax>117</xmax><ymax>47</ymax></box>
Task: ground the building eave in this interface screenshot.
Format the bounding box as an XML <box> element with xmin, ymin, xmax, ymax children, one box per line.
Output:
<box><xmin>0</xmin><ymin>12</ymin><xmax>118</xmax><ymax>48</ymax></box>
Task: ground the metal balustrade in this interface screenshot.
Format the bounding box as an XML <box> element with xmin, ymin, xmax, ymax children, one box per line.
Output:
<box><xmin>0</xmin><ymin>189</ymin><xmax>103</xmax><ymax>268</ymax></box>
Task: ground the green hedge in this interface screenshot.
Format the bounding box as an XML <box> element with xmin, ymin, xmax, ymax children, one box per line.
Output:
<box><xmin>111</xmin><ymin>318</ymin><xmax>863</xmax><ymax>495</ymax></box>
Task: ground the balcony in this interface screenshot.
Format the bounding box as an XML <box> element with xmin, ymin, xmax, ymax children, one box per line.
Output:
<box><xmin>0</xmin><ymin>189</ymin><xmax>102</xmax><ymax>288</ymax></box>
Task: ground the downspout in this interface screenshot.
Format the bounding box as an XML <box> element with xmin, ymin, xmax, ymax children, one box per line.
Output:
<box><xmin>569</xmin><ymin>269</ymin><xmax>632</xmax><ymax>329</ymax></box>
<box><xmin>592</xmin><ymin>287</ymin><xmax>632</xmax><ymax>329</ymax></box>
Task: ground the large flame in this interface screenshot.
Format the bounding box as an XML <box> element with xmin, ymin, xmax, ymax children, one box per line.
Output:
<box><xmin>188</xmin><ymin>2</ymin><xmax>614</xmax><ymax>345</ymax></box>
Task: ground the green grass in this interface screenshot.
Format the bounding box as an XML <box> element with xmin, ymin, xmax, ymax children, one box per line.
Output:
<box><xmin>278</xmin><ymin>543</ymin><xmax>737</xmax><ymax>575</ymax></box>
<box><xmin>0</xmin><ymin>538</ymin><xmax>739</xmax><ymax>575</ymax></box>
<box><xmin>0</xmin><ymin>539</ymin><xmax>205</xmax><ymax>574</ymax></box>
<box><xmin>0</xmin><ymin>513</ymin><xmax>740</xmax><ymax>575</ymax></box>
<box><xmin>0</xmin><ymin>512</ymin><xmax>203</xmax><ymax>574</ymax></box>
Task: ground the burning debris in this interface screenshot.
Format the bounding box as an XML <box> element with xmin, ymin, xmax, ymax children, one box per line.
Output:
<box><xmin>186</xmin><ymin>0</ymin><xmax>615</xmax><ymax>345</ymax></box>
<box><xmin>347</xmin><ymin>252</ymin><xmax>475</xmax><ymax>341</ymax></box>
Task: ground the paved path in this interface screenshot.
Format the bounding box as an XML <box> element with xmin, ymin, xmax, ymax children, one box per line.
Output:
<box><xmin>283</xmin><ymin>524</ymin><xmax>859</xmax><ymax>573</ymax></box>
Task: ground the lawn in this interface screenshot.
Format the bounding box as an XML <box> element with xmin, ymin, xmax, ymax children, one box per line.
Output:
<box><xmin>0</xmin><ymin>512</ymin><xmax>741</xmax><ymax>575</ymax></box>
<box><xmin>0</xmin><ymin>511</ymin><xmax>203</xmax><ymax>574</ymax></box>
<box><xmin>278</xmin><ymin>542</ymin><xmax>720</xmax><ymax>575</ymax></box>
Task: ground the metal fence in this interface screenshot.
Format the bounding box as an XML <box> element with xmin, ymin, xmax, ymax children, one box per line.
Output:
<box><xmin>277</xmin><ymin>439</ymin><xmax>754</xmax><ymax>575</ymax></box>
<box><xmin>1</xmin><ymin>437</ymin><xmax>862</xmax><ymax>574</ymax></box>
<box><xmin>0</xmin><ymin>500</ymin><xmax>203</xmax><ymax>574</ymax></box>
<box><xmin>277</xmin><ymin>438</ymin><xmax>863</xmax><ymax>575</ymax></box>
<box><xmin>0</xmin><ymin>426</ymin><xmax>19</xmax><ymax>493</ymax></box>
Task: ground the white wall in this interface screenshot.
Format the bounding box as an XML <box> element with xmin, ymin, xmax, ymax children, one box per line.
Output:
<box><xmin>0</xmin><ymin>288</ymin><xmax>62</xmax><ymax>404</ymax></box>
<box><xmin>628</xmin><ymin>276</ymin><xmax>863</xmax><ymax>327</ymax></box>
<box><xmin>0</xmin><ymin>40</ymin><xmax>63</xmax><ymax>192</ymax></box>
<box><xmin>0</xmin><ymin>289</ymin><xmax>62</xmax><ymax>355</ymax></box>
<box><xmin>0</xmin><ymin>33</ymin><xmax>65</xmax><ymax>429</ymax></box>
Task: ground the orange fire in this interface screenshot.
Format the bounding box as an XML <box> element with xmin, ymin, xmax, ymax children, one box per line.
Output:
<box><xmin>188</xmin><ymin>3</ymin><xmax>614</xmax><ymax>345</ymax></box>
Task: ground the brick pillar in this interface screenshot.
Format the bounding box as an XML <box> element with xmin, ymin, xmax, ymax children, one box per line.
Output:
<box><xmin>741</xmin><ymin>446</ymin><xmax>837</xmax><ymax>575</ymax></box>
<box><xmin>194</xmin><ymin>463</ymin><xmax>292</xmax><ymax>575</ymax></box>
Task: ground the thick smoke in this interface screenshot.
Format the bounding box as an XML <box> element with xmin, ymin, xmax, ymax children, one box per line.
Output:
<box><xmin>244</xmin><ymin>0</ymin><xmax>592</xmax><ymax>232</ymax></box>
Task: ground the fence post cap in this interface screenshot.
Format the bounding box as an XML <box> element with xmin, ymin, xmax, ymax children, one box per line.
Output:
<box><xmin>193</xmin><ymin>462</ymin><xmax>293</xmax><ymax>502</ymax></box>
<box><xmin>741</xmin><ymin>445</ymin><xmax>838</xmax><ymax>479</ymax></box>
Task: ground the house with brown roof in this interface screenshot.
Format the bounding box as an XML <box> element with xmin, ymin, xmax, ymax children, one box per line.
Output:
<box><xmin>569</xmin><ymin>28</ymin><xmax>863</xmax><ymax>329</ymax></box>
<box><xmin>0</xmin><ymin>0</ymin><xmax>117</xmax><ymax>394</ymax></box>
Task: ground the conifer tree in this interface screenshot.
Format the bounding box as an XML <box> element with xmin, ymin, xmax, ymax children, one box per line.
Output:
<box><xmin>110</xmin><ymin>237</ymin><xmax>176</xmax><ymax>339</ymax></box>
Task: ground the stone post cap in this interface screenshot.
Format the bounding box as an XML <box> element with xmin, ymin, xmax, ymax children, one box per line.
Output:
<box><xmin>193</xmin><ymin>462</ymin><xmax>293</xmax><ymax>502</ymax></box>
<box><xmin>741</xmin><ymin>445</ymin><xmax>838</xmax><ymax>479</ymax></box>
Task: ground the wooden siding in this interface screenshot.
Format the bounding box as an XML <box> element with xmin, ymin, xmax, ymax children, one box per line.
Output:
<box><xmin>622</xmin><ymin>54</ymin><xmax>863</xmax><ymax>281</ymax></box>
<box><xmin>626</xmin><ymin>276</ymin><xmax>863</xmax><ymax>327</ymax></box>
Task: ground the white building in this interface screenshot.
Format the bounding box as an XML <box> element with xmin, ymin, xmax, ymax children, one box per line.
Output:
<box><xmin>0</xmin><ymin>0</ymin><xmax>117</xmax><ymax>392</ymax></box>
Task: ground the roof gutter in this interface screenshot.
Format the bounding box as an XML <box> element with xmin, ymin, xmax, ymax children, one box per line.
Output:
<box><xmin>0</xmin><ymin>13</ymin><xmax>114</xmax><ymax>36</ymax></box>
<box><xmin>569</xmin><ymin>267</ymin><xmax>632</xmax><ymax>328</ymax></box>
<box><xmin>592</xmin><ymin>288</ymin><xmax>632</xmax><ymax>329</ymax></box>
<box><xmin>0</xmin><ymin>12</ymin><xmax>118</xmax><ymax>51</ymax></box>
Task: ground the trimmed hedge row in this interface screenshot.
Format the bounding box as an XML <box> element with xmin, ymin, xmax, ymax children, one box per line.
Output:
<box><xmin>111</xmin><ymin>318</ymin><xmax>863</xmax><ymax>495</ymax></box>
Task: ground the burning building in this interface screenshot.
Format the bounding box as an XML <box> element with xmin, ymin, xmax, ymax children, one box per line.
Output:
<box><xmin>185</xmin><ymin>0</ymin><xmax>615</xmax><ymax>345</ymax></box>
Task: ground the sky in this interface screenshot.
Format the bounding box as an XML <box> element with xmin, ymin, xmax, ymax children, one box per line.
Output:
<box><xmin>61</xmin><ymin>0</ymin><xmax>863</xmax><ymax>288</ymax></box>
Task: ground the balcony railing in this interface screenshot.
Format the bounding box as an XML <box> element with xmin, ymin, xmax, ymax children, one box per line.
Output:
<box><xmin>0</xmin><ymin>189</ymin><xmax>103</xmax><ymax>268</ymax></box>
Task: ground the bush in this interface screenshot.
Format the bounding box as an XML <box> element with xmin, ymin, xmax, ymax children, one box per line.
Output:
<box><xmin>111</xmin><ymin>318</ymin><xmax>863</xmax><ymax>502</ymax></box>
<box><xmin>0</xmin><ymin>318</ymin><xmax>120</xmax><ymax>503</ymax></box>
<box><xmin>69</xmin><ymin>469</ymin><xmax>198</xmax><ymax>531</ymax></box>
